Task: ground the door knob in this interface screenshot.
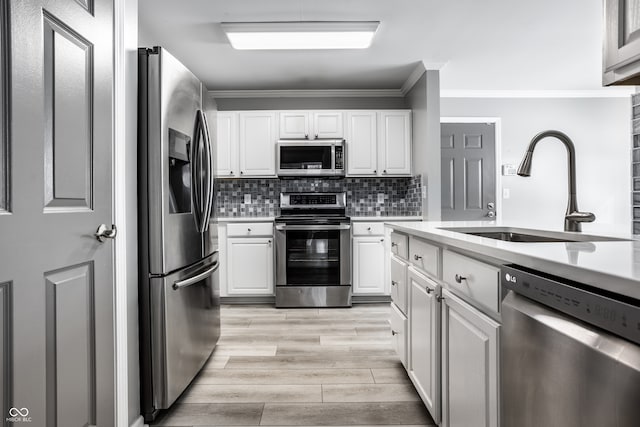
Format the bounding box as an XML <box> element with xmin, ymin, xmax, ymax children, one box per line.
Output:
<box><xmin>95</xmin><ymin>224</ymin><xmax>117</xmax><ymax>242</ymax></box>
<box><xmin>486</xmin><ymin>211</ymin><xmax>496</xmax><ymax>218</ymax></box>
<box><xmin>487</xmin><ymin>202</ymin><xmax>495</xmax><ymax>209</ymax></box>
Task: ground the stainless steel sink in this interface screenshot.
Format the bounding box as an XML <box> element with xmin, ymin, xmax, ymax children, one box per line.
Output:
<box><xmin>439</xmin><ymin>227</ymin><xmax>630</xmax><ymax>243</ymax></box>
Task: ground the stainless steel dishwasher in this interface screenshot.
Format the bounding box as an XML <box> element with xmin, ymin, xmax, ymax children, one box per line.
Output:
<box><xmin>501</xmin><ymin>265</ymin><xmax>640</xmax><ymax>427</ymax></box>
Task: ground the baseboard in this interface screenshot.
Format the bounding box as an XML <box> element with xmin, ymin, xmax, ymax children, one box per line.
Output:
<box><xmin>221</xmin><ymin>296</ymin><xmax>276</xmax><ymax>304</ymax></box>
<box><xmin>352</xmin><ymin>295</ymin><xmax>391</xmax><ymax>304</ymax></box>
<box><xmin>129</xmin><ymin>415</ymin><xmax>147</xmax><ymax>427</ymax></box>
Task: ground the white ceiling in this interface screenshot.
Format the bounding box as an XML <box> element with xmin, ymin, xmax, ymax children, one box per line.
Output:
<box><xmin>138</xmin><ymin>0</ymin><xmax>627</xmax><ymax>93</ymax></box>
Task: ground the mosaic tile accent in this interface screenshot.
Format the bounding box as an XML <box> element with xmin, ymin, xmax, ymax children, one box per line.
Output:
<box><xmin>633</xmin><ymin>94</ymin><xmax>640</xmax><ymax>234</ymax></box>
<box><xmin>215</xmin><ymin>176</ymin><xmax>422</xmax><ymax>218</ymax></box>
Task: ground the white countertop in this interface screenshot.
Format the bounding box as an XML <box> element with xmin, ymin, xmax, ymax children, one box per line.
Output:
<box><xmin>385</xmin><ymin>220</ymin><xmax>640</xmax><ymax>300</ymax></box>
<box><xmin>216</xmin><ymin>217</ymin><xmax>275</xmax><ymax>223</ymax></box>
<box><xmin>351</xmin><ymin>216</ymin><xmax>422</xmax><ymax>222</ymax></box>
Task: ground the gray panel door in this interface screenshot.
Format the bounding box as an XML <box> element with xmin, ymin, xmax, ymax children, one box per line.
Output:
<box><xmin>441</xmin><ymin>123</ymin><xmax>496</xmax><ymax>221</ymax></box>
<box><xmin>1</xmin><ymin>0</ymin><xmax>114</xmax><ymax>426</ymax></box>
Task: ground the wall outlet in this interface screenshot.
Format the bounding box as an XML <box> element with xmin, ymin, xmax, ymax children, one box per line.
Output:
<box><xmin>377</xmin><ymin>193</ymin><xmax>385</xmax><ymax>204</ymax></box>
<box><xmin>244</xmin><ymin>194</ymin><xmax>251</xmax><ymax>204</ymax></box>
<box><xmin>502</xmin><ymin>164</ymin><xmax>517</xmax><ymax>176</ymax></box>
<box><xmin>421</xmin><ymin>187</ymin><xmax>427</xmax><ymax>199</ymax></box>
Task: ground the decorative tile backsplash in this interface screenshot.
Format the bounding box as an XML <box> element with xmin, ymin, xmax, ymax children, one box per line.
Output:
<box><xmin>215</xmin><ymin>176</ymin><xmax>422</xmax><ymax>218</ymax></box>
<box><xmin>632</xmin><ymin>93</ymin><xmax>640</xmax><ymax>234</ymax></box>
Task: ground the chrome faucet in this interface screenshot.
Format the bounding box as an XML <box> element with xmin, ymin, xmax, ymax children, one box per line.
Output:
<box><xmin>517</xmin><ymin>130</ymin><xmax>595</xmax><ymax>232</ymax></box>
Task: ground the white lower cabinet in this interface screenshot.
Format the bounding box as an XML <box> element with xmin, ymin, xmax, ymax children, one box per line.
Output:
<box><xmin>389</xmin><ymin>302</ymin><xmax>408</xmax><ymax>368</ymax></box>
<box><xmin>390</xmin><ymin>254</ymin><xmax>408</xmax><ymax>314</ymax></box>
<box><xmin>408</xmin><ymin>267</ymin><xmax>441</xmax><ymax>424</ymax></box>
<box><xmin>441</xmin><ymin>288</ymin><xmax>499</xmax><ymax>427</ymax></box>
<box><xmin>226</xmin><ymin>236</ymin><xmax>274</xmax><ymax>295</ymax></box>
<box><xmin>352</xmin><ymin>234</ymin><xmax>386</xmax><ymax>295</ymax></box>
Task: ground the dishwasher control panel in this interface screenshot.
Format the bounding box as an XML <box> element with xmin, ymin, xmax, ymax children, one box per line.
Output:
<box><xmin>502</xmin><ymin>265</ymin><xmax>640</xmax><ymax>345</ymax></box>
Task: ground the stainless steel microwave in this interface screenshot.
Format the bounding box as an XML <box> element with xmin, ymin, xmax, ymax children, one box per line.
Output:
<box><xmin>277</xmin><ymin>139</ymin><xmax>345</xmax><ymax>177</ymax></box>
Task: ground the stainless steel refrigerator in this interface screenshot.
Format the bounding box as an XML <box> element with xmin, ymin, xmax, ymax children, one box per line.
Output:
<box><xmin>138</xmin><ymin>46</ymin><xmax>220</xmax><ymax>422</ymax></box>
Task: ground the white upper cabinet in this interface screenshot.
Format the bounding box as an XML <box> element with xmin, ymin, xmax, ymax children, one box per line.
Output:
<box><xmin>603</xmin><ymin>0</ymin><xmax>640</xmax><ymax>85</ymax></box>
<box><xmin>378</xmin><ymin>110</ymin><xmax>412</xmax><ymax>176</ymax></box>
<box><xmin>216</xmin><ymin>112</ymin><xmax>238</xmax><ymax>177</ymax></box>
<box><xmin>279</xmin><ymin>111</ymin><xmax>310</xmax><ymax>139</ymax></box>
<box><xmin>279</xmin><ymin>111</ymin><xmax>344</xmax><ymax>139</ymax></box>
<box><xmin>346</xmin><ymin>111</ymin><xmax>378</xmax><ymax>175</ymax></box>
<box><xmin>239</xmin><ymin>112</ymin><xmax>277</xmax><ymax>177</ymax></box>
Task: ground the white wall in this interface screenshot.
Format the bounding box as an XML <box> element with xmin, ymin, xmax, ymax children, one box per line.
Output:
<box><xmin>441</xmin><ymin>97</ymin><xmax>631</xmax><ymax>232</ymax></box>
<box><xmin>406</xmin><ymin>70</ymin><xmax>441</xmax><ymax>219</ymax></box>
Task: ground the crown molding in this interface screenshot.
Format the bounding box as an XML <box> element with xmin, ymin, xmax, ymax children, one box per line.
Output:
<box><xmin>400</xmin><ymin>63</ymin><xmax>426</xmax><ymax>96</ymax></box>
<box><xmin>440</xmin><ymin>89</ymin><xmax>636</xmax><ymax>98</ymax></box>
<box><xmin>208</xmin><ymin>89</ymin><xmax>404</xmax><ymax>99</ymax></box>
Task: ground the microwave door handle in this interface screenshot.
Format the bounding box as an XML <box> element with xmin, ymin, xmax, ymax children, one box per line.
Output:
<box><xmin>331</xmin><ymin>144</ymin><xmax>336</xmax><ymax>172</ymax></box>
<box><xmin>173</xmin><ymin>261</ymin><xmax>219</xmax><ymax>290</ymax></box>
<box><xmin>191</xmin><ymin>112</ymin><xmax>204</xmax><ymax>232</ymax></box>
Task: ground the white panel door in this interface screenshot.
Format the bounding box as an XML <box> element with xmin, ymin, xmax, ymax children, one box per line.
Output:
<box><xmin>239</xmin><ymin>112</ymin><xmax>277</xmax><ymax>176</ymax></box>
<box><xmin>379</xmin><ymin>111</ymin><xmax>412</xmax><ymax>176</ymax></box>
<box><xmin>216</xmin><ymin>112</ymin><xmax>238</xmax><ymax>177</ymax></box>
<box><xmin>352</xmin><ymin>236</ymin><xmax>386</xmax><ymax>295</ymax></box>
<box><xmin>279</xmin><ymin>111</ymin><xmax>309</xmax><ymax>139</ymax></box>
<box><xmin>346</xmin><ymin>111</ymin><xmax>377</xmax><ymax>176</ymax></box>
<box><xmin>442</xmin><ymin>289</ymin><xmax>499</xmax><ymax>427</ymax></box>
<box><xmin>227</xmin><ymin>237</ymin><xmax>274</xmax><ymax>295</ymax></box>
<box><xmin>408</xmin><ymin>267</ymin><xmax>441</xmax><ymax>424</ymax></box>
<box><xmin>312</xmin><ymin>111</ymin><xmax>343</xmax><ymax>139</ymax></box>
<box><xmin>2</xmin><ymin>0</ymin><xmax>115</xmax><ymax>425</ymax></box>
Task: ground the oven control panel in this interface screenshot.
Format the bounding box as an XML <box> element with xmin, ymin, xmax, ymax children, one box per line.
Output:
<box><xmin>502</xmin><ymin>265</ymin><xmax>640</xmax><ymax>345</ymax></box>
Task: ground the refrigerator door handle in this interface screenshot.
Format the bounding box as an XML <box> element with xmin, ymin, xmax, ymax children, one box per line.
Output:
<box><xmin>172</xmin><ymin>261</ymin><xmax>219</xmax><ymax>290</ymax></box>
<box><xmin>200</xmin><ymin>110</ymin><xmax>214</xmax><ymax>232</ymax></box>
<box><xmin>191</xmin><ymin>111</ymin><xmax>205</xmax><ymax>232</ymax></box>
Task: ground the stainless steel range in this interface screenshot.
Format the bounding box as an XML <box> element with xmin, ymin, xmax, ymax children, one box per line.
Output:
<box><xmin>275</xmin><ymin>192</ymin><xmax>352</xmax><ymax>308</ymax></box>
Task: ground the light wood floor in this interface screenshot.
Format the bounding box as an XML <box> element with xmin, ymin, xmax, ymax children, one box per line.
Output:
<box><xmin>151</xmin><ymin>303</ymin><xmax>435</xmax><ymax>426</ymax></box>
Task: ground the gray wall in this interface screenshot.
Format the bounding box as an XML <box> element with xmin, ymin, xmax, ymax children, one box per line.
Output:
<box><xmin>441</xmin><ymin>97</ymin><xmax>631</xmax><ymax>232</ymax></box>
<box><xmin>405</xmin><ymin>70</ymin><xmax>441</xmax><ymax>219</ymax></box>
<box><xmin>126</xmin><ymin>0</ymin><xmax>140</xmax><ymax>423</ymax></box>
<box><xmin>214</xmin><ymin>96</ymin><xmax>407</xmax><ymax>111</ymax></box>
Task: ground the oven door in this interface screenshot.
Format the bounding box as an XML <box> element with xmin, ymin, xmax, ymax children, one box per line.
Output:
<box><xmin>275</xmin><ymin>223</ymin><xmax>351</xmax><ymax>286</ymax></box>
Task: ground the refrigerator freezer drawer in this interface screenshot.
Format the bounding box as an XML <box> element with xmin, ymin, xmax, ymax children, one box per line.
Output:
<box><xmin>149</xmin><ymin>253</ymin><xmax>220</xmax><ymax>409</ymax></box>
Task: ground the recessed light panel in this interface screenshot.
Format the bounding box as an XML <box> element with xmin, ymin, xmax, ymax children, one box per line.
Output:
<box><xmin>220</xmin><ymin>21</ymin><xmax>380</xmax><ymax>50</ymax></box>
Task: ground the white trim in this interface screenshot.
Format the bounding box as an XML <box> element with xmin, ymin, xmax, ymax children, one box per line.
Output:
<box><xmin>113</xmin><ymin>0</ymin><xmax>128</xmax><ymax>425</ymax></box>
<box><xmin>440</xmin><ymin>117</ymin><xmax>503</xmax><ymax>220</ymax></box>
<box><xmin>129</xmin><ymin>415</ymin><xmax>147</xmax><ymax>427</ymax></box>
<box><xmin>400</xmin><ymin>62</ymin><xmax>426</xmax><ymax>96</ymax></box>
<box><xmin>440</xmin><ymin>89</ymin><xmax>635</xmax><ymax>98</ymax></box>
<box><xmin>208</xmin><ymin>89</ymin><xmax>404</xmax><ymax>98</ymax></box>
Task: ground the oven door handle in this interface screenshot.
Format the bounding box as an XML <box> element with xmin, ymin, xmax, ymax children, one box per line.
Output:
<box><xmin>275</xmin><ymin>224</ymin><xmax>351</xmax><ymax>231</ymax></box>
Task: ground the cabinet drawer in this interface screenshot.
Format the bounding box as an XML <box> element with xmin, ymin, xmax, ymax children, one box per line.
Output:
<box><xmin>442</xmin><ymin>250</ymin><xmax>500</xmax><ymax>314</ymax></box>
<box><xmin>352</xmin><ymin>222</ymin><xmax>385</xmax><ymax>236</ymax></box>
<box><xmin>409</xmin><ymin>237</ymin><xmax>439</xmax><ymax>278</ymax></box>
<box><xmin>390</xmin><ymin>255</ymin><xmax>408</xmax><ymax>315</ymax></box>
<box><xmin>227</xmin><ymin>222</ymin><xmax>273</xmax><ymax>237</ymax></box>
<box><xmin>389</xmin><ymin>302</ymin><xmax>408</xmax><ymax>369</ymax></box>
<box><xmin>390</xmin><ymin>232</ymin><xmax>408</xmax><ymax>259</ymax></box>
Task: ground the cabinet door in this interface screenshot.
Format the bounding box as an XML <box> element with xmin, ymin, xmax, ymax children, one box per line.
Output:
<box><xmin>216</xmin><ymin>112</ymin><xmax>238</xmax><ymax>177</ymax></box>
<box><xmin>227</xmin><ymin>237</ymin><xmax>274</xmax><ymax>295</ymax></box>
<box><xmin>346</xmin><ymin>111</ymin><xmax>377</xmax><ymax>176</ymax></box>
<box><xmin>312</xmin><ymin>111</ymin><xmax>344</xmax><ymax>139</ymax></box>
<box><xmin>604</xmin><ymin>0</ymin><xmax>640</xmax><ymax>84</ymax></box>
<box><xmin>408</xmin><ymin>268</ymin><xmax>441</xmax><ymax>424</ymax></box>
<box><xmin>379</xmin><ymin>111</ymin><xmax>411</xmax><ymax>176</ymax></box>
<box><xmin>352</xmin><ymin>236</ymin><xmax>386</xmax><ymax>294</ymax></box>
<box><xmin>441</xmin><ymin>289</ymin><xmax>499</xmax><ymax>427</ymax></box>
<box><xmin>279</xmin><ymin>111</ymin><xmax>310</xmax><ymax>139</ymax></box>
<box><xmin>239</xmin><ymin>112</ymin><xmax>277</xmax><ymax>176</ymax></box>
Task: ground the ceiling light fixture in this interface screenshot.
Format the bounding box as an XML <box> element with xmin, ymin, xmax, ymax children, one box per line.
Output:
<box><xmin>220</xmin><ymin>21</ymin><xmax>380</xmax><ymax>50</ymax></box>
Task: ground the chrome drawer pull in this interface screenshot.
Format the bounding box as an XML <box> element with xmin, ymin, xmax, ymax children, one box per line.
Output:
<box><xmin>391</xmin><ymin>330</ymin><xmax>398</xmax><ymax>336</ymax></box>
<box><xmin>391</xmin><ymin>281</ymin><xmax>398</xmax><ymax>286</ymax></box>
<box><xmin>414</xmin><ymin>254</ymin><xmax>422</xmax><ymax>261</ymax></box>
<box><xmin>391</xmin><ymin>242</ymin><xmax>398</xmax><ymax>247</ymax></box>
<box><xmin>455</xmin><ymin>274</ymin><xmax>467</xmax><ymax>284</ymax></box>
<box><xmin>426</xmin><ymin>287</ymin><xmax>433</xmax><ymax>294</ymax></box>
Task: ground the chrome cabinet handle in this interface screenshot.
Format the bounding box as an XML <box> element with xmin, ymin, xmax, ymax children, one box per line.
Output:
<box><xmin>305</xmin><ymin>134</ymin><xmax>309</xmax><ymax>139</ymax></box>
<box><xmin>240</xmin><ymin>171</ymin><xmax>244</xmax><ymax>175</ymax></box>
<box><xmin>230</xmin><ymin>171</ymin><xmax>234</xmax><ymax>175</ymax></box>
<box><xmin>426</xmin><ymin>287</ymin><xmax>433</xmax><ymax>294</ymax></box>
<box><xmin>315</xmin><ymin>133</ymin><xmax>318</xmax><ymax>139</ymax></box>
<box><xmin>247</xmin><ymin>228</ymin><xmax>252</xmax><ymax>232</ymax></box>
<box><xmin>413</xmin><ymin>254</ymin><xmax>422</xmax><ymax>261</ymax></box>
<box><xmin>367</xmin><ymin>227</ymin><xmax>371</xmax><ymax>231</ymax></box>
<box><xmin>437</xmin><ymin>295</ymin><xmax>445</xmax><ymax>302</ymax></box>
<box><xmin>391</xmin><ymin>330</ymin><xmax>398</xmax><ymax>336</ymax></box>
<box><xmin>383</xmin><ymin>170</ymin><xmax>387</xmax><ymax>174</ymax></box>
<box><xmin>455</xmin><ymin>274</ymin><xmax>467</xmax><ymax>284</ymax></box>
<box><xmin>391</xmin><ymin>280</ymin><xmax>398</xmax><ymax>286</ymax></box>
<box><xmin>374</xmin><ymin>170</ymin><xmax>377</xmax><ymax>174</ymax></box>
<box><xmin>268</xmin><ymin>239</ymin><xmax>272</xmax><ymax>247</ymax></box>
<box><xmin>95</xmin><ymin>224</ymin><xmax>117</xmax><ymax>242</ymax></box>
<box><xmin>391</xmin><ymin>242</ymin><xmax>398</xmax><ymax>247</ymax></box>
<box><xmin>380</xmin><ymin>238</ymin><xmax>384</xmax><ymax>242</ymax></box>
